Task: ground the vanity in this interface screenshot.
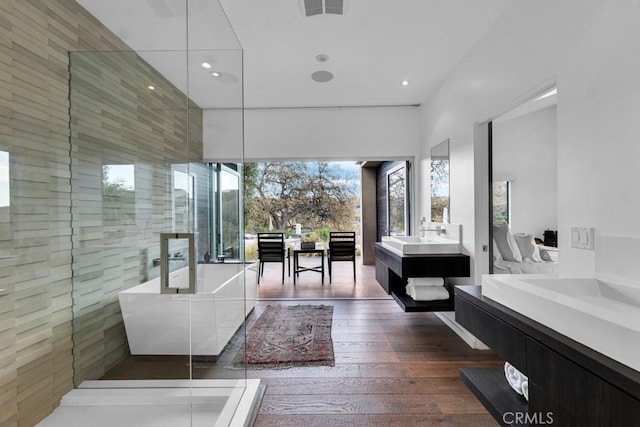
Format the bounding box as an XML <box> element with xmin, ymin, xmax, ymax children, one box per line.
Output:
<box><xmin>455</xmin><ymin>282</ymin><xmax>640</xmax><ymax>426</ymax></box>
<box><xmin>374</xmin><ymin>224</ymin><xmax>469</xmax><ymax>311</ymax></box>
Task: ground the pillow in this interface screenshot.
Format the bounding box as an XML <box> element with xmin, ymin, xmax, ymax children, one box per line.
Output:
<box><xmin>513</xmin><ymin>233</ymin><xmax>542</xmax><ymax>262</ymax></box>
<box><xmin>539</xmin><ymin>248</ymin><xmax>558</xmax><ymax>262</ymax></box>
<box><xmin>493</xmin><ymin>239</ymin><xmax>503</xmax><ymax>262</ymax></box>
<box><xmin>493</xmin><ymin>223</ymin><xmax>522</xmax><ymax>262</ymax></box>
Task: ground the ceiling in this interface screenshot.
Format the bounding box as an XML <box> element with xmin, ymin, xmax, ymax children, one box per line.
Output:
<box><xmin>75</xmin><ymin>0</ymin><xmax>513</xmax><ymax>109</ymax></box>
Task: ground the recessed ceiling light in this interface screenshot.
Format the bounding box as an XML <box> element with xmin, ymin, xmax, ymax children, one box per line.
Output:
<box><xmin>201</xmin><ymin>62</ymin><xmax>212</xmax><ymax>69</ymax></box>
<box><xmin>211</xmin><ymin>71</ymin><xmax>221</xmax><ymax>77</ymax></box>
<box><xmin>315</xmin><ymin>54</ymin><xmax>329</xmax><ymax>63</ymax></box>
<box><xmin>401</xmin><ymin>80</ymin><xmax>411</xmax><ymax>87</ymax></box>
<box><xmin>311</xmin><ymin>70</ymin><xmax>334</xmax><ymax>83</ymax></box>
<box><xmin>148</xmin><ymin>85</ymin><xmax>155</xmax><ymax>90</ymax></box>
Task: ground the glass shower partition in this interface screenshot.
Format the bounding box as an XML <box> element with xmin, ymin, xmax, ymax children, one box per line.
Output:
<box><xmin>61</xmin><ymin>1</ymin><xmax>258</xmax><ymax>426</ymax></box>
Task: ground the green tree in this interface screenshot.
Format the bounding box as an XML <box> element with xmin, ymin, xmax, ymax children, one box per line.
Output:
<box><xmin>246</xmin><ymin>162</ymin><xmax>357</xmax><ymax>233</ymax></box>
<box><xmin>243</xmin><ymin>163</ymin><xmax>258</xmax><ymax>231</ymax></box>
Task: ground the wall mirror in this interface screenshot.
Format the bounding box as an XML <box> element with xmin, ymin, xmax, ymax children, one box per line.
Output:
<box><xmin>387</xmin><ymin>165</ymin><xmax>408</xmax><ymax>236</ymax></box>
<box><xmin>430</xmin><ymin>139</ymin><xmax>450</xmax><ymax>222</ymax></box>
<box><xmin>0</xmin><ymin>150</ymin><xmax>10</xmax><ymax>240</ymax></box>
<box><xmin>102</xmin><ymin>164</ymin><xmax>136</xmax><ymax>225</ymax></box>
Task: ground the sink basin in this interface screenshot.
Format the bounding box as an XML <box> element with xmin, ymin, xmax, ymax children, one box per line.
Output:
<box><xmin>482</xmin><ymin>274</ymin><xmax>640</xmax><ymax>372</ymax></box>
<box><xmin>381</xmin><ymin>235</ymin><xmax>460</xmax><ymax>255</ymax></box>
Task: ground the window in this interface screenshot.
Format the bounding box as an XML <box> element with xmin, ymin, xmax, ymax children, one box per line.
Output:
<box><xmin>102</xmin><ymin>164</ymin><xmax>136</xmax><ymax>225</ymax></box>
<box><xmin>173</xmin><ymin>169</ymin><xmax>195</xmax><ymax>231</ymax></box>
<box><xmin>0</xmin><ymin>150</ymin><xmax>9</xmax><ymax>240</ymax></box>
<box><xmin>0</xmin><ymin>150</ymin><xmax>8</xmax><ymax>208</ymax></box>
<box><xmin>387</xmin><ymin>165</ymin><xmax>408</xmax><ymax>236</ymax></box>
<box><xmin>493</xmin><ymin>181</ymin><xmax>511</xmax><ymax>224</ymax></box>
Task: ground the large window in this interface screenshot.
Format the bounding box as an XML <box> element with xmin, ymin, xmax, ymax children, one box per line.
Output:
<box><xmin>493</xmin><ymin>181</ymin><xmax>511</xmax><ymax>224</ymax></box>
<box><xmin>387</xmin><ymin>164</ymin><xmax>408</xmax><ymax>236</ymax></box>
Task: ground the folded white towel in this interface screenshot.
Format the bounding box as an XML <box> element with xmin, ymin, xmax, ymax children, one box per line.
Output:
<box><xmin>408</xmin><ymin>285</ymin><xmax>449</xmax><ymax>301</ymax></box>
<box><xmin>504</xmin><ymin>361</ymin><xmax>528</xmax><ymax>397</ymax></box>
<box><xmin>407</xmin><ymin>277</ymin><xmax>444</xmax><ymax>287</ymax></box>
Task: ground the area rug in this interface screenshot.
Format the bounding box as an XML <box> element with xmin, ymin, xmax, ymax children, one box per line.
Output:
<box><xmin>231</xmin><ymin>304</ymin><xmax>334</xmax><ymax>369</ymax></box>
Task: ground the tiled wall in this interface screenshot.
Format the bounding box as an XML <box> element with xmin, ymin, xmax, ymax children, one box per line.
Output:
<box><xmin>69</xmin><ymin>50</ymin><xmax>203</xmax><ymax>384</ymax></box>
<box><xmin>0</xmin><ymin>1</ymin><xmax>203</xmax><ymax>425</ymax></box>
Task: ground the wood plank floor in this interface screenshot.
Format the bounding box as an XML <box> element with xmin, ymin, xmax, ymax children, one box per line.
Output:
<box><xmin>103</xmin><ymin>260</ymin><xmax>503</xmax><ymax>426</ymax></box>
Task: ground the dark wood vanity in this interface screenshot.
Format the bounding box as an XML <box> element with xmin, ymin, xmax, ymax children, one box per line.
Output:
<box><xmin>374</xmin><ymin>242</ymin><xmax>470</xmax><ymax>311</ymax></box>
<box><xmin>455</xmin><ymin>285</ymin><xmax>640</xmax><ymax>426</ymax></box>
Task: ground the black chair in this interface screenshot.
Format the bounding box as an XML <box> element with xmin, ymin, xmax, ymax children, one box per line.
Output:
<box><xmin>257</xmin><ymin>232</ymin><xmax>286</xmax><ymax>284</ymax></box>
<box><xmin>328</xmin><ymin>231</ymin><xmax>356</xmax><ymax>283</ymax></box>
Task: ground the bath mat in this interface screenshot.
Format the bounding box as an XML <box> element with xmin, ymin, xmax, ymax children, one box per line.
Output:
<box><xmin>231</xmin><ymin>304</ymin><xmax>334</xmax><ymax>369</ymax></box>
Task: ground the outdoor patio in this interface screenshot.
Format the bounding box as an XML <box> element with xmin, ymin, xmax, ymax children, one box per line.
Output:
<box><xmin>255</xmin><ymin>256</ymin><xmax>391</xmax><ymax>300</ymax></box>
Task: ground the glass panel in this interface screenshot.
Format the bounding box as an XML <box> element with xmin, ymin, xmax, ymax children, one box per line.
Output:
<box><xmin>430</xmin><ymin>139</ymin><xmax>450</xmax><ymax>222</ymax></box>
<box><xmin>388</xmin><ymin>166</ymin><xmax>407</xmax><ymax>236</ymax></box>
<box><xmin>67</xmin><ymin>9</ymin><xmax>250</xmax><ymax>422</ymax></box>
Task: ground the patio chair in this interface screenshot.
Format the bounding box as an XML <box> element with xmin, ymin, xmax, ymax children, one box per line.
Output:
<box><xmin>257</xmin><ymin>232</ymin><xmax>286</xmax><ymax>284</ymax></box>
<box><xmin>328</xmin><ymin>231</ymin><xmax>356</xmax><ymax>283</ymax></box>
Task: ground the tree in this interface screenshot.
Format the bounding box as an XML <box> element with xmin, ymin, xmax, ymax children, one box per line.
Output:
<box><xmin>430</xmin><ymin>159</ymin><xmax>449</xmax><ymax>222</ymax></box>
<box><xmin>246</xmin><ymin>162</ymin><xmax>357</xmax><ymax>234</ymax></box>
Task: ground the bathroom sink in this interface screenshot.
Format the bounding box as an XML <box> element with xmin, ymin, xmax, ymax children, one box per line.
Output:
<box><xmin>380</xmin><ymin>235</ymin><xmax>460</xmax><ymax>255</ymax></box>
<box><xmin>481</xmin><ymin>274</ymin><xmax>640</xmax><ymax>372</ymax></box>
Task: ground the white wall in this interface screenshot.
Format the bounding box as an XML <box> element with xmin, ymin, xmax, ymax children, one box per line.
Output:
<box><xmin>204</xmin><ymin>106</ymin><xmax>421</xmax><ymax>162</ymax></box>
<box><xmin>493</xmin><ymin>105</ymin><xmax>557</xmax><ymax>237</ymax></box>
<box><xmin>419</xmin><ymin>0</ymin><xmax>640</xmax><ymax>283</ymax></box>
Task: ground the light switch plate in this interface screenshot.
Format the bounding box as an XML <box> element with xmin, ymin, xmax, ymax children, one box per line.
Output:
<box><xmin>571</xmin><ymin>227</ymin><xmax>594</xmax><ymax>250</ymax></box>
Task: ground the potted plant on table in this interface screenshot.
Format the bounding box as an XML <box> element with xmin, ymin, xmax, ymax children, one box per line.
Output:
<box><xmin>301</xmin><ymin>235</ymin><xmax>316</xmax><ymax>250</ymax></box>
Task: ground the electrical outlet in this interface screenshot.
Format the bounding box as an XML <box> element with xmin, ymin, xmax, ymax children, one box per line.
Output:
<box><xmin>571</xmin><ymin>227</ymin><xmax>594</xmax><ymax>250</ymax></box>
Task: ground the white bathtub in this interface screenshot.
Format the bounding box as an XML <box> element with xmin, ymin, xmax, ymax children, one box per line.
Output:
<box><xmin>482</xmin><ymin>274</ymin><xmax>640</xmax><ymax>372</ymax></box>
<box><xmin>118</xmin><ymin>262</ymin><xmax>258</xmax><ymax>356</ymax></box>
<box><xmin>38</xmin><ymin>379</ymin><xmax>262</xmax><ymax>427</ymax></box>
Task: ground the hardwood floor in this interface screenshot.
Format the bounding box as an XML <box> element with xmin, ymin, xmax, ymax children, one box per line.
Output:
<box><xmin>104</xmin><ymin>260</ymin><xmax>503</xmax><ymax>426</ymax></box>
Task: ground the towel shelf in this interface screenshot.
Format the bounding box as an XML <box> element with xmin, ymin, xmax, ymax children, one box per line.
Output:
<box><xmin>374</xmin><ymin>242</ymin><xmax>469</xmax><ymax>312</ymax></box>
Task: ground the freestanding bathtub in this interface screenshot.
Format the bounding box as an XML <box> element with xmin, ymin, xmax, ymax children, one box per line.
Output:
<box><xmin>118</xmin><ymin>262</ymin><xmax>258</xmax><ymax>356</ymax></box>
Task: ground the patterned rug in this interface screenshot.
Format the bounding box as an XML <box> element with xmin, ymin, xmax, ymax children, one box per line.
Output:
<box><xmin>231</xmin><ymin>304</ymin><xmax>334</xmax><ymax>369</ymax></box>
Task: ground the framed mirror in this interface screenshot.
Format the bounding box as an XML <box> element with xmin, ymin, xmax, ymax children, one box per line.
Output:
<box><xmin>430</xmin><ymin>139</ymin><xmax>450</xmax><ymax>222</ymax></box>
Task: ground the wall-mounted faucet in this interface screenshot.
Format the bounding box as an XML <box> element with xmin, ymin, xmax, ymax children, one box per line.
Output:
<box><xmin>419</xmin><ymin>218</ymin><xmax>446</xmax><ymax>237</ymax></box>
